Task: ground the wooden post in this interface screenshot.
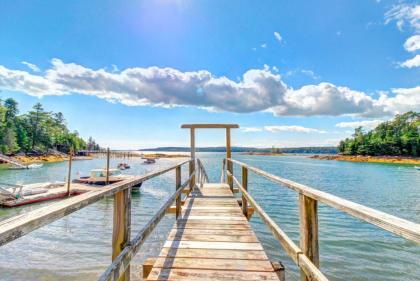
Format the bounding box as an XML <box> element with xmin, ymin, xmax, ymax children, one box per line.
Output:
<box><xmin>67</xmin><ymin>149</ymin><xmax>73</xmax><ymax>197</ymax></box>
<box><xmin>106</xmin><ymin>147</ymin><xmax>110</xmax><ymax>185</ymax></box>
<box><xmin>226</xmin><ymin>128</ymin><xmax>233</xmax><ymax>191</ymax></box>
<box><xmin>299</xmin><ymin>193</ymin><xmax>319</xmax><ymax>281</ymax></box>
<box><xmin>241</xmin><ymin>166</ymin><xmax>248</xmax><ymax>217</ymax></box>
<box><xmin>176</xmin><ymin>166</ymin><xmax>181</xmax><ymax>219</ymax></box>
<box><xmin>189</xmin><ymin>128</ymin><xmax>196</xmax><ymax>191</ymax></box>
<box><xmin>112</xmin><ymin>189</ymin><xmax>131</xmax><ymax>281</ymax></box>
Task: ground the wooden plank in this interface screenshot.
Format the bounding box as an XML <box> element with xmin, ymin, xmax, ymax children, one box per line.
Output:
<box><xmin>181</xmin><ymin>211</ymin><xmax>244</xmax><ymax>217</ymax></box>
<box><xmin>158</xmin><ymin>248</ymin><xmax>269</xmax><ymax>260</ymax></box>
<box><xmin>168</xmin><ymin>228</ymin><xmax>255</xmax><ymax>236</ymax></box>
<box><xmin>163</xmin><ymin>240</ymin><xmax>263</xmax><ymax>250</ymax></box>
<box><xmin>181</xmin><ymin>124</ymin><xmax>239</xmax><ymax>129</ymax></box>
<box><xmin>167</xmin><ymin>233</ymin><xmax>258</xmax><ymax>243</ymax></box>
<box><xmin>174</xmin><ymin>223</ymin><xmax>252</xmax><ymax>230</ymax></box>
<box><xmin>147</xmin><ymin>268</ymin><xmax>279</xmax><ymax>281</ymax></box>
<box><xmin>151</xmin><ymin>257</ymin><xmax>274</xmax><ymax>271</ymax></box>
<box><xmin>242</xmin><ymin>166</ymin><xmax>248</xmax><ymax>217</ymax></box>
<box><xmin>175</xmin><ymin>166</ymin><xmax>181</xmax><ymax>219</ymax></box>
<box><xmin>178</xmin><ymin>216</ymin><xmax>247</xmax><ymax>221</ymax></box>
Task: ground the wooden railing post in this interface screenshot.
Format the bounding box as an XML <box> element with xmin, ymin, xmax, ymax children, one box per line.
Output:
<box><xmin>175</xmin><ymin>166</ymin><xmax>181</xmax><ymax>219</ymax></box>
<box><xmin>227</xmin><ymin>160</ymin><xmax>233</xmax><ymax>192</ymax></box>
<box><xmin>66</xmin><ymin>149</ymin><xmax>73</xmax><ymax>197</ymax></box>
<box><xmin>241</xmin><ymin>166</ymin><xmax>248</xmax><ymax>218</ymax></box>
<box><xmin>112</xmin><ymin>189</ymin><xmax>131</xmax><ymax>281</ymax></box>
<box><xmin>189</xmin><ymin>128</ymin><xmax>196</xmax><ymax>191</ymax></box>
<box><xmin>106</xmin><ymin>147</ymin><xmax>110</xmax><ymax>185</ymax></box>
<box><xmin>299</xmin><ymin>193</ymin><xmax>319</xmax><ymax>281</ymax></box>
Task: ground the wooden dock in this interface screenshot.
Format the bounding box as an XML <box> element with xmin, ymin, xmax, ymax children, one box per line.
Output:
<box><xmin>0</xmin><ymin>123</ymin><xmax>419</xmax><ymax>281</ymax></box>
<box><xmin>146</xmin><ymin>183</ymin><xmax>282</xmax><ymax>281</ymax></box>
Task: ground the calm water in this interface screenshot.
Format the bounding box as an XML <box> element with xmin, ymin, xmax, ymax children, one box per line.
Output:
<box><xmin>0</xmin><ymin>153</ymin><xmax>419</xmax><ymax>281</ymax></box>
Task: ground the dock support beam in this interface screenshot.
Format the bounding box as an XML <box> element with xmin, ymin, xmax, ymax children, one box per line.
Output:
<box><xmin>241</xmin><ymin>166</ymin><xmax>248</xmax><ymax>217</ymax></box>
<box><xmin>176</xmin><ymin>166</ymin><xmax>181</xmax><ymax>219</ymax></box>
<box><xmin>112</xmin><ymin>189</ymin><xmax>131</xmax><ymax>281</ymax></box>
<box><xmin>189</xmin><ymin>128</ymin><xmax>196</xmax><ymax>191</ymax></box>
<box><xmin>106</xmin><ymin>147</ymin><xmax>110</xmax><ymax>185</ymax></box>
<box><xmin>226</xmin><ymin>128</ymin><xmax>233</xmax><ymax>192</ymax></box>
<box><xmin>299</xmin><ymin>193</ymin><xmax>319</xmax><ymax>281</ymax></box>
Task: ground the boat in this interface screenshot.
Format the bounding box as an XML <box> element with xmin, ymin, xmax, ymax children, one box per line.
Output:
<box><xmin>117</xmin><ymin>163</ymin><xmax>130</xmax><ymax>170</ymax></box>
<box><xmin>142</xmin><ymin>158</ymin><xmax>156</xmax><ymax>164</ymax></box>
<box><xmin>72</xmin><ymin>169</ymin><xmax>142</xmax><ymax>190</ymax></box>
<box><xmin>0</xmin><ymin>181</ymin><xmax>69</xmax><ymax>207</ymax></box>
<box><xmin>27</xmin><ymin>163</ymin><xmax>43</xmax><ymax>169</ymax></box>
<box><xmin>415</xmin><ymin>166</ymin><xmax>420</xmax><ymax>170</ymax></box>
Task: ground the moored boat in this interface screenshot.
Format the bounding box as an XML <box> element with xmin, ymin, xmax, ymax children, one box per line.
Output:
<box><xmin>73</xmin><ymin>168</ymin><xmax>142</xmax><ymax>190</ymax></box>
<box><xmin>142</xmin><ymin>158</ymin><xmax>156</xmax><ymax>164</ymax></box>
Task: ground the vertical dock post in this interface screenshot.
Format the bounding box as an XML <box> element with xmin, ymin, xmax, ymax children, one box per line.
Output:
<box><xmin>67</xmin><ymin>149</ymin><xmax>73</xmax><ymax>197</ymax></box>
<box><xmin>226</xmin><ymin>128</ymin><xmax>233</xmax><ymax>192</ymax></box>
<box><xmin>241</xmin><ymin>166</ymin><xmax>248</xmax><ymax>217</ymax></box>
<box><xmin>106</xmin><ymin>147</ymin><xmax>110</xmax><ymax>185</ymax></box>
<box><xmin>176</xmin><ymin>165</ymin><xmax>181</xmax><ymax>219</ymax></box>
<box><xmin>189</xmin><ymin>128</ymin><xmax>196</xmax><ymax>191</ymax></box>
<box><xmin>112</xmin><ymin>188</ymin><xmax>131</xmax><ymax>281</ymax></box>
<box><xmin>299</xmin><ymin>194</ymin><xmax>319</xmax><ymax>281</ymax></box>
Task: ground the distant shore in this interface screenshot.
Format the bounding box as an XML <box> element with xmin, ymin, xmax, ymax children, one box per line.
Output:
<box><xmin>310</xmin><ymin>154</ymin><xmax>420</xmax><ymax>165</ymax></box>
<box><xmin>241</xmin><ymin>152</ymin><xmax>284</xmax><ymax>156</ymax></box>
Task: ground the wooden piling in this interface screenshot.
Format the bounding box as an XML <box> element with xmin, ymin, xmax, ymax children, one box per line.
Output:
<box><xmin>299</xmin><ymin>193</ymin><xmax>319</xmax><ymax>281</ymax></box>
<box><xmin>112</xmin><ymin>188</ymin><xmax>131</xmax><ymax>281</ymax></box>
<box><xmin>67</xmin><ymin>149</ymin><xmax>73</xmax><ymax>197</ymax></box>
<box><xmin>241</xmin><ymin>166</ymin><xmax>248</xmax><ymax>217</ymax></box>
<box><xmin>176</xmin><ymin>166</ymin><xmax>181</xmax><ymax>219</ymax></box>
<box><xmin>106</xmin><ymin>148</ymin><xmax>110</xmax><ymax>185</ymax></box>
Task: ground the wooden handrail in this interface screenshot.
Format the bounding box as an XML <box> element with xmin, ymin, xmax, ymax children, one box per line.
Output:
<box><xmin>227</xmin><ymin>158</ymin><xmax>420</xmax><ymax>244</ymax></box>
<box><xmin>181</xmin><ymin>124</ymin><xmax>239</xmax><ymax>129</ymax></box>
<box><xmin>99</xmin><ymin>176</ymin><xmax>192</xmax><ymax>281</ymax></box>
<box><xmin>0</xmin><ymin>159</ymin><xmax>191</xmax><ymax>247</ymax></box>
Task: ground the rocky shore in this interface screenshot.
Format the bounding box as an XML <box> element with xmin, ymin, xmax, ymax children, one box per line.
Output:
<box><xmin>310</xmin><ymin>154</ymin><xmax>420</xmax><ymax>165</ymax></box>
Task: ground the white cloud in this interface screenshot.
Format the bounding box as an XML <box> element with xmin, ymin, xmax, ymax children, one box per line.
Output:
<box><xmin>400</xmin><ymin>54</ymin><xmax>420</xmax><ymax>68</ymax></box>
<box><xmin>241</xmin><ymin>127</ymin><xmax>263</xmax><ymax>133</ymax></box>
<box><xmin>404</xmin><ymin>35</ymin><xmax>420</xmax><ymax>52</ymax></box>
<box><xmin>0</xmin><ymin>59</ymin><xmax>418</xmax><ymax>117</ymax></box>
<box><xmin>264</xmin><ymin>125</ymin><xmax>326</xmax><ymax>134</ymax></box>
<box><xmin>385</xmin><ymin>4</ymin><xmax>420</xmax><ymax>32</ymax></box>
<box><xmin>335</xmin><ymin>120</ymin><xmax>382</xmax><ymax>129</ymax></box>
<box><xmin>274</xmin><ymin>32</ymin><xmax>282</xmax><ymax>43</ymax></box>
<box><xmin>261</xmin><ymin>43</ymin><xmax>267</xmax><ymax>48</ymax></box>
<box><xmin>21</xmin><ymin>61</ymin><xmax>40</xmax><ymax>72</ymax></box>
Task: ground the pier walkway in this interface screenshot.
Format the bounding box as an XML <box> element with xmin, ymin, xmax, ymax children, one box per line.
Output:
<box><xmin>147</xmin><ymin>183</ymin><xmax>282</xmax><ymax>281</ymax></box>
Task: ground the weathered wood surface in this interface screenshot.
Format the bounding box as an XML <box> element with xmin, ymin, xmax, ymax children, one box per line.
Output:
<box><xmin>231</xmin><ymin>174</ymin><xmax>328</xmax><ymax>281</ymax></box>
<box><xmin>0</xmin><ymin>160</ymin><xmax>190</xmax><ymax>247</ymax></box>
<box><xmin>181</xmin><ymin>124</ymin><xmax>239</xmax><ymax>129</ymax></box>
<box><xmin>228</xmin><ymin>158</ymin><xmax>420</xmax><ymax>244</ymax></box>
<box><xmin>147</xmin><ymin>183</ymin><xmax>281</xmax><ymax>281</ymax></box>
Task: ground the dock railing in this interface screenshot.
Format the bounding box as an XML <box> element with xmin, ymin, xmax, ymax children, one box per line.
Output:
<box><xmin>225</xmin><ymin>158</ymin><xmax>420</xmax><ymax>281</ymax></box>
<box><xmin>0</xmin><ymin>159</ymin><xmax>195</xmax><ymax>281</ymax></box>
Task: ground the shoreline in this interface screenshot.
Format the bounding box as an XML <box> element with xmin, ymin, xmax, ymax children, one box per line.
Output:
<box><xmin>310</xmin><ymin>154</ymin><xmax>420</xmax><ymax>165</ymax></box>
<box><xmin>241</xmin><ymin>152</ymin><xmax>284</xmax><ymax>156</ymax></box>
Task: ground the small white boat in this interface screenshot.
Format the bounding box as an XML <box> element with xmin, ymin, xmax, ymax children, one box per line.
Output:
<box><xmin>142</xmin><ymin>158</ymin><xmax>156</xmax><ymax>164</ymax></box>
<box><xmin>415</xmin><ymin>166</ymin><xmax>420</xmax><ymax>170</ymax></box>
<box><xmin>27</xmin><ymin>163</ymin><xmax>43</xmax><ymax>169</ymax></box>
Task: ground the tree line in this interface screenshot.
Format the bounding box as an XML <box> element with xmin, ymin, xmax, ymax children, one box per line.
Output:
<box><xmin>338</xmin><ymin>111</ymin><xmax>419</xmax><ymax>157</ymax></box>
<box><xmin>0</xmin><ymin>98</ymin><xmax>100</xmax><ymax>155</ymax></box>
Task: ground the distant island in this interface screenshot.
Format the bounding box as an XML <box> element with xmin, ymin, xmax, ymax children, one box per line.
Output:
<box><xmin>141</xmin><ymin>146</ymin><xmax>338</xmax><ymax>154</ymax></box>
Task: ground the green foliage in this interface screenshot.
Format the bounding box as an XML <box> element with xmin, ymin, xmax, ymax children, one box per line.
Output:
<box><xmin>0</xmin><ymin>98</ymin><xmax>99</xmax><ymax>155</ymax></box>
<box><xmin>338</xmin><ymin>112</ymin><xmax>420</xmax><ymax>157</ymax></box>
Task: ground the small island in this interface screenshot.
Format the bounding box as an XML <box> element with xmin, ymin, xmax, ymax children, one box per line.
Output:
<box><xmin>312</xmin><ymin>111</ymin><xmax>420</xmax><ymax>165</ymax></box>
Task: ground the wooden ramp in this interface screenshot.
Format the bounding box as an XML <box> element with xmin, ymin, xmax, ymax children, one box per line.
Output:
<box><xmin>146</xmin><ymin>183</ymin><xmax>282</xmax><ymax>281</ymax></box>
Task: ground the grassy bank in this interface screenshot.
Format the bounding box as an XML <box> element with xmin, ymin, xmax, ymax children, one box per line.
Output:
<box><xmin>310</xmin><ymin>154</ymin><xmax>420</xmax><ymax>165</ymax></box>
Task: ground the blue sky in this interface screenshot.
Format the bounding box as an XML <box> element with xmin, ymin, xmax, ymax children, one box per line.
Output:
<box><xmin>0</xmin><ymin>0</ymin><xmax>419</xmax><ymax>149</ymax></box>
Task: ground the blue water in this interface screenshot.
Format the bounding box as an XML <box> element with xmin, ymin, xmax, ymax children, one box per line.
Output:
<box><xmin>0</xmin><ymin>153</ymin><xmax>419</xmax><ymax>281</ymax></box>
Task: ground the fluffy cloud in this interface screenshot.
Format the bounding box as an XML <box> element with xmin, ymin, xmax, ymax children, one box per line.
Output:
<box><xmin>264</xmin><ymin>125</ymin><xmax>326</xmax><ymax>134</ymax></box>
<box><xmin>404</xmin><ymin>35</ymin><xmax>420</xmax><ymax>52</ymax></box>
<box><xmin>241</xmin><ymin>127</ymin><xmax>263</xmax><ymax>133</ymax></box>
<box><xmin>335</xmin><ymin>120</ymin><xmax>382</xmax><ymax>129</ymax></box>
<box><xmin>21</xmin><ymin>61</ymin><xmax>40</xmax><ymax>72</ymax></box>
<box><xmin>400</xmin><ymin>54</ymin><xmax>420</xmax><ymax>68</ymax></box>
<box><xmin>385</xmin><ymin>4</ymin><xmax>420</xmax><ymax>32</ymax></box>
<box><xmin>0</xmin><ymin>59</ymin><xmax>419</xmax><ymax>117</ymax></box>
<box><xmin>274</xmin><ymin>32</ymin><xmax>282</xmax><ymax>43</ymax></box>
